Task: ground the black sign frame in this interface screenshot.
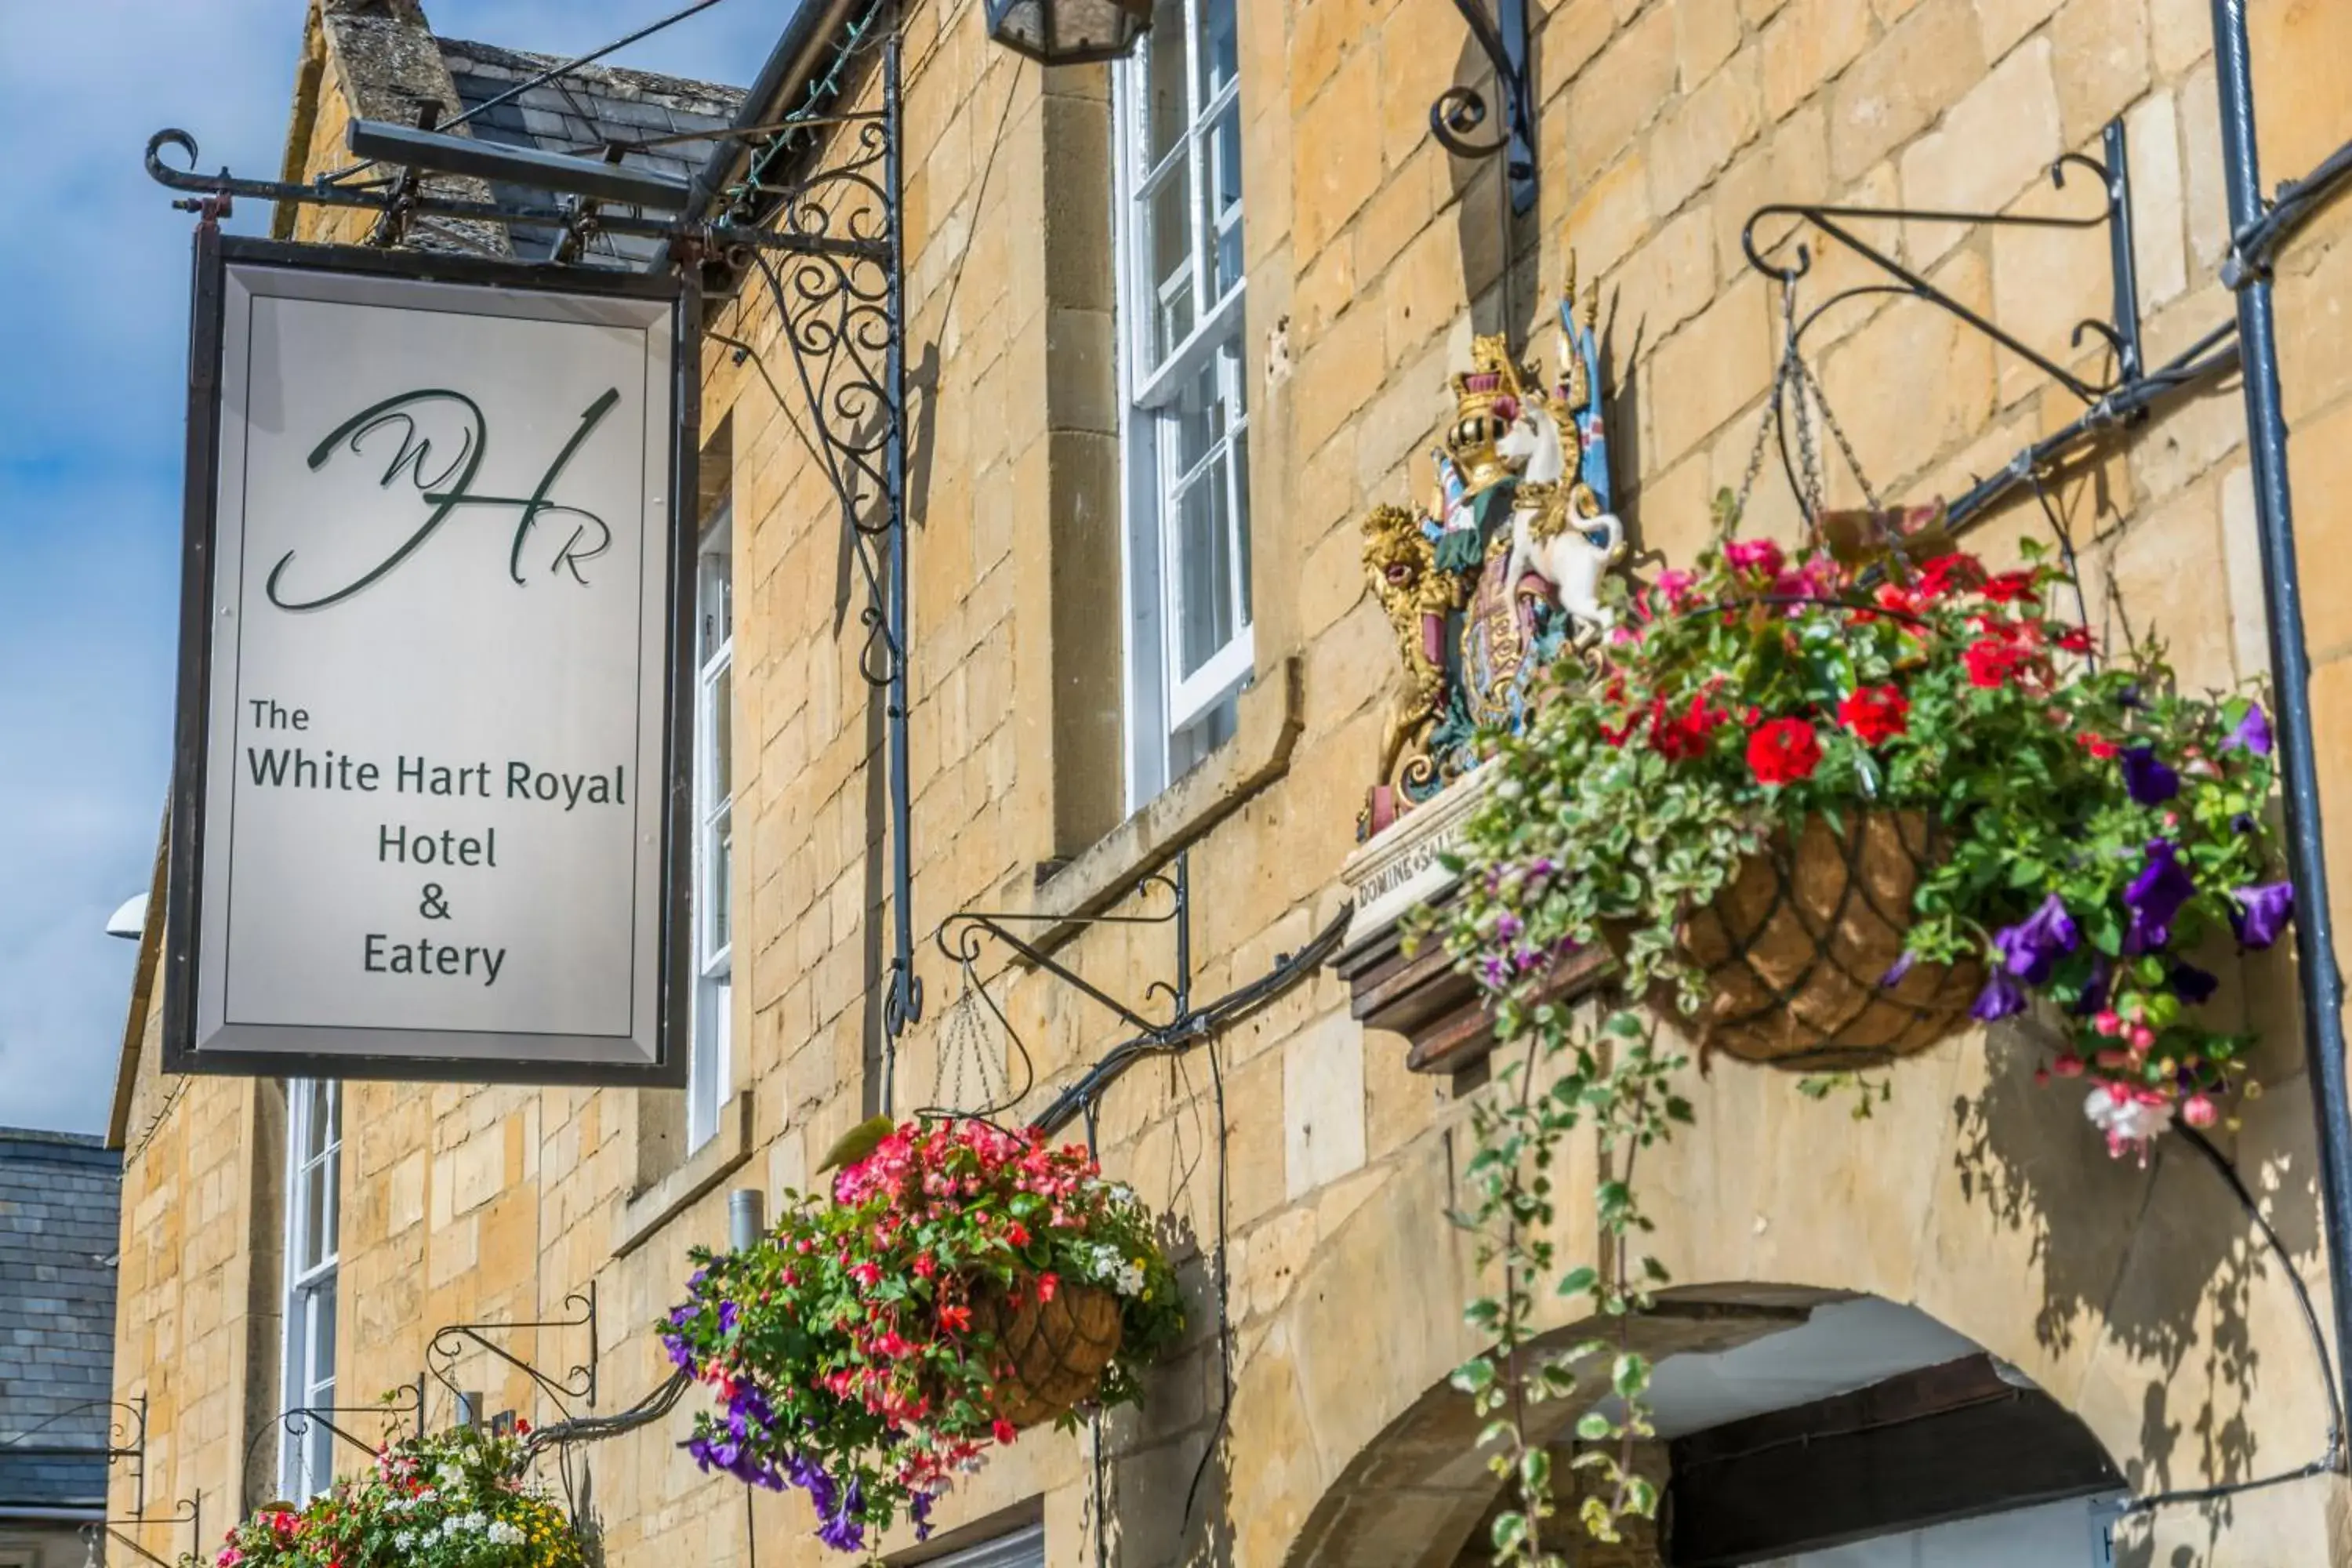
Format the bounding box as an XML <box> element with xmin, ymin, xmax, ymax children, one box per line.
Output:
<box><xmin>162</xmin><ymin>231</ymin><xmax>701</xmax><ymax>1087</ymax></box>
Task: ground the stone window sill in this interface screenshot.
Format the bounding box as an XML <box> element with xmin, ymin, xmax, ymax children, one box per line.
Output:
<box><xmin>612</xmin><ymin>1091</ymin><xmax>753</xmax><ymax>1259</ymax></box>
<box><xmin>1009</xmin><ymin>656</ymin><xmax>1305</xmax><ymax>959</ymax></box>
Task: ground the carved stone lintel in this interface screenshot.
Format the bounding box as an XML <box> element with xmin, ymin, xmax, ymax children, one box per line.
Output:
<box><xmin>1334</xmin><ymin>769</ymin><xmax>1610</xmax><ymax>1073</ymax></box>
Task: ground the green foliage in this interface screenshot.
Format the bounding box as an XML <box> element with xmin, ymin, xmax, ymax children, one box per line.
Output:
<box><xmin>190</xmin><ymin>1423</ymin><xmax>581</xmax><ymax>1568</ymax></box>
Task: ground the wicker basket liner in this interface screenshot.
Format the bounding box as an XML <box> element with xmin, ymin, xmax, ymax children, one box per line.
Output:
<box><xmin>1649</xmin><ymin>809</ymin><xmax>1984</xmax><ymax>1070</ymax></box>
<box><xmin>966</xmin><ymin>1277</ymin><xmax>1124</xmax><ymax>1428</ymax></box>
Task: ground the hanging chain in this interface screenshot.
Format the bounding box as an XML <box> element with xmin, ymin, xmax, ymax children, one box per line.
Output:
<box><xmin>1729</xmin><ymin>278</ymin><xmax>1883</xmax><ymax>532</ymax></box>
<box><xmin>930</xmin><ymin>971</ymin><xmax>1009</xmax><ymax>1117</ymax></box>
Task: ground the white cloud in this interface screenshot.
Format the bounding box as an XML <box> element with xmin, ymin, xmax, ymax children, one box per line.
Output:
<box><xmin>0</xmin><ymin>0</ymin><xmax>782</xmax><ymax>1132</ymax></box>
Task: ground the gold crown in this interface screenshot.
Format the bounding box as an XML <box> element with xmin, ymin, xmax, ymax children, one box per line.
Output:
<box><xmin>1445</xmin><ymin>334</ymin><xmax>1534</xmax><ymax>496</ymax></box>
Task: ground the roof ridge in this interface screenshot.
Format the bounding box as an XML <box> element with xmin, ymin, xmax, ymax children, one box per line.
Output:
<box><xmin>435</xmin><ymin>34</ymin><xmax>742</xmax><ymax>108</ymax></box>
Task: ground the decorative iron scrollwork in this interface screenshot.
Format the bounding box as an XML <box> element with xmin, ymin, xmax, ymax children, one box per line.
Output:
<box><xmin>1429</xmin><ymin>0</ymin><xmax>1536</xmax><ymax>216</ymax></box>
<box><xmin>427</xmin><ymin>1286</ymin><xmax>598</xmax><ymax>1421</ymax></box>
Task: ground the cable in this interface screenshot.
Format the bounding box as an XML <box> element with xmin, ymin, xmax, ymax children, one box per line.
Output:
<box><xmin>2118</xmin><ymin>1123</ymin><xmax>2347</xmax><ymax>1515</ymax></box>
<box><xmin>1179</xmin><ymin>1033</ymin><xmax>1233</xmax><ymax>1539</ymax></box>
<box><xmin>2227</xmin><ymin>136</ymin><xmax>2352</xmax><ymax>289</ymax></box>
<box><xmin>439</xmin><ymin>0</ymin><xmax>740</xmax><ymax>134</ymax></box>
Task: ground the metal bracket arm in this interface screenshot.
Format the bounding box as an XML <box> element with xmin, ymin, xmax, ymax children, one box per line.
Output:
<box><xmin>143</xmin><ymin>130</ymin><xmax>886</xmax><ymax>262</ymax></box>
<box><xmin>1430</xmin><ymin>0</ymin><xmax>1537</xmax><ymax>216</ymax></box>
<box><xmin>426</xmin><ymin>1286</ymin><xmax>598</xmax><ymax>1419</ymax></box>
<box><xmin>1742</xmin><ymin>118</ymin><xmax>2146</xmax><ymax>402</ymax></box>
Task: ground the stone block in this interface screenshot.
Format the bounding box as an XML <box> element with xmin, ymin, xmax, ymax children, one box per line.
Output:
<box><xmin>1976</xmin><ymin>0</ymin><xmax>2065</xmax><ymax>60</ymax></box>
<box><xmin>2103</xmin><ymin>475</ymin><xmax>2237</xmax><ymax>691</ymax></box>
<box><xmin>2217</xmin><ymin>463</ymin><xmax>2271</xmax><ymax>680</ymax></box>
<box><xmin>1564</xmin><ymin>4</ymin><xmax>1677</xmax><ymax>180</ymax></box>
<box><xmin>1829</xmin><ymin>2</ymin><xmax>1986</xmax><ymax>183</ymax></box>
<box><xmin>1566</xmin><ymin>148</ymin><xmax>1655</xmax><ymax>283</ymax></box>
<box><xmin>1900</xmin><ymin>35</ymin><xmax>2063</xmax><ymax>269</ymax></box>
<box><xmin>2249</xmin><ymin>0</ymin><xmax>2352</xmax><ymax>184</ymax></box>
<box><xmin>1291</xmin><ymin>296</ymin><xmax>1388</xmax><ymax>459</ymax></box>
<box><xmin>1283</xmin><ymin>1012</ymin><xmax>1369</xmax><ymax>1201</ymax></box>
<box><xmin>2125</xmin><ymin>91</ymin><xmax>2192</xmax><ymax>314</ymax></box>
<box><xmin>2052</xmin><ymin>0</ymin><xmax>2151</xmax><ymax>147</ymax></box>
<box><xmin>1818</xmin><ymin>249</ymin><xmax>1998</xmax><ymax>493</ymax></box>
<box><xmin>1761</xmin><ymin>0</ymin><xmax>1875</xmax><ymax>125</ymax></box>
<box><xmin>2147</xmin><ymin>0</ymin><xmax>2209</xmax><ymax>74</ymax></box>
<box><xmin>1537</xmin><ymin>0</ymin><xmax>1622</xmax><ymax>106</ymax></box>
<box><xmin>1294</xmin><ymin>45</ymin><xmax>1384</xmax><ymax>263</ymax></box>
<box><xmin>2287</xmin><ymin>397</ymin><xmax>2352</xmax><ymax>659</ymax></box>
<box><xmin>1646</xmin><ymin>272</ymin><xmax>1776</xmax><ymax>465</ymax></box>
<box><xmin>1647</xmin><ymin>64</ymin><xmax>1762</xmax><ymax>218</ymax></box>
<box><xmin>1709</xmin><ymin>103</ymin><xmax>1829</xmax><ymax>281</ymax></box>
<box><xmin>2279</xmin><ymin>203</ymin><xmax>2352</xmax><ymax>428</ymax></box>
<box><xmin>1609</xmin><ymin>201</ymin><xmax>1718</xmax><ymax>350</ymax></box>
<box><xmin>1675</xmin><ymin>0</ymin><xmax>1744</xmax><ymax>89</ymax></box>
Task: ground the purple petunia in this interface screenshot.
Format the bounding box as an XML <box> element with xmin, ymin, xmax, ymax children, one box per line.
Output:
<box><xmin>815</xmin><ymin>1479</ymin><xmax>867</xmax><ymax>1552</ymax></box>
<box><xmin>2124</xmin><ymin>840</ymin><xmax>2198</xmax><ymax>953</ymax></box>
<box><xmin>2122</xmin><ymin>746</ymin><xmax>2180</xmax><ymax>806</ymax></box>
<box><xmin>1997</xmin><ymin>894</ymin><xmax>2080</xmax><ymax>985</ymax></box>
<box><xmin>1879</xmin><ymin>950</ymin><xmax>1918</xmax><ymax>988</ymax></box>
<box><xmin>2226</xmin><ymin>704</ymin><xmax>2274</xmax><ymax>757</ymax></box>
<box><xmin>717</xmin><ymin>1300</ymin><xmax>739</xmax><ymax>1335</ymax></box>
<box><xmin>2231</xmin><ymin>881</ymin><xmax>2296</xmax><ymax>949</ymax></box>
<box><xmin>2072</xmin><ymin>955</ymin><xmax>2113</xmax><ymax>1018</ymax></box>
<box><xmin>1972</xmin><ymin>967</ymin><xmax>2027</xmax><ymax>1022</ymax></box>
<box><xmin>2169</xmin><ymin>960</ymin><xmax>2221</xmax><ymax>1004</ymax></box>
<box><xmin>911</xmin><ymin>1490</ymin><xmax>935</xmax><ymax>1544</ymax></box>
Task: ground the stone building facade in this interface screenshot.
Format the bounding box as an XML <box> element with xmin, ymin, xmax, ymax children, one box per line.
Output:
<box><xmin>107</xmin><ymin>0</ymin><xmax>2352</xmax><ymax>1565</ymax></box>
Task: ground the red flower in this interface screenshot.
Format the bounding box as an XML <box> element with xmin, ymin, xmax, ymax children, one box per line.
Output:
<box><xmin>2078</xmin><ymin>732</ymin><xmax>2120</xmax><ymax>760</ymax></box>
<box><xmin>1915</xmin><ymin>552</ymin><xmax>1984</xmax><ymax>600</ymax></box>
<box><xmin>1746</xmin><ymin>717</ymin><xmax>1822</xmax><ymax>786</ymax></box>
<box><xmin>937</xmin><ymin>1303</ymin><xmax>972</xmax><ymax>1333</ymax></box>
<box><xmin>1035</xmin><ymin>1271</ymin><xmax>1059</xmax><ymax>1302</ymax></box>
<box><xmin>1964</xmin><ymin>637</ymin><xmax>2032</xmax><ymax>688</ymax></box>
<box><xmin>1722</xmin><ymin>538</ymin><xmax>1784</xmax><ymax>578</ymax></box>
<box><xmin>1004</xmin><ymin>1221</ymin><xmax>1030</xmax><ymax>1248</ymax></box>
<box><xmin>2056</xmin><ymin>623</ymin><xmax>2095</xmax><ymax>654</ymax></box>
<box><xmin>1648</xmin><ymin>694</ymin><xmax>1727</xmax><ymax>760</ymax></box>
<box><xmin>1837</xmin><ymin>685</ymin><xmax>1909</xmax><ymax>746</ymax></box>
<box><xmin>992</xmin><ymin>1418</ymin><xmax>1018</xmax><ymax>1446</ymax></box>
<box><xmin>1980</xmin><ymin>569</ymin><xmax>2041</xmax><ymax>604</ymax></box>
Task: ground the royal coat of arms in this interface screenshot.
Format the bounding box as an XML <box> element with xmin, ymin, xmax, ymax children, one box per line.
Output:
<box><xmin>1360</xmin><ymin>266</ymin><xmax>1624</xmax><ymax>837</ymax></box>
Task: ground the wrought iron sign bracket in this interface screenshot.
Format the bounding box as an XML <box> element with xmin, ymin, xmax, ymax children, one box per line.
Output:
<box><xmin>1431</xmin><ymin>0</ymin><xmax>1537</xmax><ymax>216</ymax></box>
<box><xmin>82</xmin><ymin>1494</ymin><xmax>201</xmax><ymax>1568</ymax></box>
<box><xmin>426</xmin><ymin>1285</ymin><xmax>598</xmax><ymax>1421</ymax></box>
<box><xmin>142</xmin><ymin>129</ymin><xmax>889</xmax><ymax>265</ymax></box>
<box><xmin>1742</xmin><ymin>118</ymin><xmax>2147</xmax><ymax>405</ymax></box>
<box><xmin>0</xmin><ymin>1396</ymin><xmax>153</xmax><ymax>1514</ymax></box>
<box><xmin>242</xmin><ymin>1383</ymin><xmax>426</xmax><ymax>1481</ymax></box>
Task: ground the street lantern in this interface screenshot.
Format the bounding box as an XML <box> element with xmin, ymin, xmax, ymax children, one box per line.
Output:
<box><xmin>982</xmin><ymin>0</ymin><xmax>1152</xmax><ymax>64</ymax></box>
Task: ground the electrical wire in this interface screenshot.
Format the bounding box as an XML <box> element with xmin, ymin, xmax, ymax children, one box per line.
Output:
<box><xmin>2118</xmin><ymin>1123</ymin><xmax>2347</xmax><ymax>1514</ymax></box>
<box><xmin>2227</xmin><ymin>135</ymin><xmax>2352</xmax><ymax>288</ymax></box>
<box><xmin>439</xmin><ymin>0</ymin><xmax>741</xmax><ymax>134</ymax></box>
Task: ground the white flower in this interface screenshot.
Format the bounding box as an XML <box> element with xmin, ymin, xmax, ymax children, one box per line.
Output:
<box><xmin>394</xmin><ymin>1531</ymin><xmax>416</xmax><ymax>1551</ymax></box>
<box><xmin>487</xmin><ymin>1520</ymin><xmax>524</xmax><ymax>1545</ymax></box>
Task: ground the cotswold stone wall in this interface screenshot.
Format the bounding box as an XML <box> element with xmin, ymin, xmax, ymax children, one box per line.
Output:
<box><xmin>110</xmin><ymin>1</ymin><xmax>2352</xmax><ymax>1565</ymax></box>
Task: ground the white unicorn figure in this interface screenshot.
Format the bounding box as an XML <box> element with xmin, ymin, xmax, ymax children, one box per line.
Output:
<box><xmin>1494</xmin><ymin>397</ymin><xmax>1624</xmax><ymax>633</ymax></box>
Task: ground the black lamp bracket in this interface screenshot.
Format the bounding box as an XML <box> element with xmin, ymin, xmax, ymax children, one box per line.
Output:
<box><xmin>1742</xmin><ymin>118</ymin><xmax>2147</xmax><ymax>404</ymax></box>
<box><xmin>426</xmin><ymin>1284</ymin><xmax>598</xmax><ymax>1422</ymax></box>
<box><xmin>241</xmin><ymin>1383</ymin><xmax>427</xmax><ymax>1483</ymax></box>
<box><xmin>1431</xmin><ymin>0</ymin><xmax>1537</xmax><ymax>216</ymax></box>
<box><xmin>0</xmin><ymin>1396</ymin><xmax>153</xmax><ymax>1514</ymax></box>
<box><xmin>79</xmin><ymin>1494</ymin><xmax>201</xmax><ymax>1568</ymax></box>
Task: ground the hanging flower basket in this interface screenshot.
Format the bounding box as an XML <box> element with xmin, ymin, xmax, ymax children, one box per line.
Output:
<box><xmin>194</xmin><ymin>1422</ymin><xmax>585</xmax><ymax>1568</ymax></box>
<box><xmin>967</xmin><ymin>1274</ymin><xmax>1125</xmax><ymax>1428</ymax></box>
<box><xmin>1649</xmin><ymin>808</ymin><xmax>1984</xmax><ymax>1069</ymax></box>
<box><xmin>1446</xmin><ymin>515</ymin><xmax>2293</xmax><ymax>1152</ymax></box>
<box><xmin>661</xmin><ymin>1119</ymin><xmax>1183</xmax><ymax>1556</ymax></box>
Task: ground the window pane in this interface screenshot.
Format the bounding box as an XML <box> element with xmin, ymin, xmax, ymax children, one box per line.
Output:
<box><xmin>1200</xmin><ymin>0</ymin><xmax>1239</xmax><ymax>105</ymax></box>
<box><xmin>709</xmin><ymin>662</ymin><xmax>732</xmax><ymax>811</ymax></box>
<box><xmin>699</xmin><ymin>531</ymin><xmax>732</xmax><ymax>666</ymax></box>
<box><xmin>1175</xmin><ymin>361</ymin><xmax>1225</xmax><ymax>475</ymax></box>
<box><xmin>321</xmin><ymin>1147</ymin><xmax>339</xmax><ymax>1261</ymax></box>
<box><xmin>303</xmin><ymin>1160</ymin><xmax>328</xmax><ymax>1272</ymax></box>
<box><xmin>310</xmin><ymin>1279</ymin><xmax>337</xmax><ymax>1385</ymax></box>
<box><xmin>1174</xmin><ymin>459</ymin><xmax>1235</xmax><ymax>678</ymax></box>
<box><xmin>1232</xmin><ymin>420</ymin><xmax>1253</xmax><ymax>625</ymax></box>
<box><xmin>1148</xmin><ymin>173</ymin><xmax>1194</xmax><ymax>365</ymax></box>
<box><xmin>1204</xmin><ymin>100</ymin><xmax>1243</xmax><ymax>301</ymax></box>
<box><xmin>1145</xmin><ymin>0</ymin><xmax>1189</xmax><ymax>168</ymax></box>
<box><xmin>708</xmin><ymin>805</ymin><xmax>732</xmax><ymax>962</ymax></box>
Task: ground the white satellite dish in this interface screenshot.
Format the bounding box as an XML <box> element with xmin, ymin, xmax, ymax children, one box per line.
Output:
<box><xmin>105</xmin><ymin>893</ymin><xmax>150</xmax><ymax>940</ymax></box>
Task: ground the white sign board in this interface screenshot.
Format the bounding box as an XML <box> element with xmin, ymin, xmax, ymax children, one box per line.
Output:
<box><xmin>165</xmin><ymin>238</ymin><xmax>694</xmax><ymax>1084</ymax></box>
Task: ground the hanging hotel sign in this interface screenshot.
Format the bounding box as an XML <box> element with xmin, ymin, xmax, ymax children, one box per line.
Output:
<box><xmin>163</xmin><ymin>234</ymin><xmax>698</xmax><ymax>1085</ymax></box>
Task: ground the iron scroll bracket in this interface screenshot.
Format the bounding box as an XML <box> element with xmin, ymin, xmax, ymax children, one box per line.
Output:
<box><xmin>1740</xmin><ymin>118</ymin><xmax>2147</xmax><ymax>404</ymax></box>
<box><xmin>426</xmin><ymin>1285</ymin><xmax>598</xmax><ymax>1422</ymax></box>
<box><xmin>241</xmin><ymin>1383</ymin><xmax>426</xmax><ymax>1482</ymax></box>
<box><xmin>80</xmin><ymin>1494</ymin><xmax>201</xmax><ymax>1568</ymax></box>
<box><xmin>1431</xmin><ymin>0</ymin><xmax>1537</xmax><ymax>216</ymax></box>
<box><xmin>0</xmin><ymin>1395</ymin><xmax>152</xmax><ymax>1513</ymax></box>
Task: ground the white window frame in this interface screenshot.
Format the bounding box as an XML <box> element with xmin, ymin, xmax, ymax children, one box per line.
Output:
<box><xmin>925</xmin><ymin>1524</ymin><xmax>1046</xmax><ymax>1567</ymax></box>
<box><xmin>1114</xmin><ymin>0</ymin><xmax>1251</xmax><ymax>808</ymax></box>
<box><xmin>279</xmin><ymin>1077</ymin><xmax>340</xmax><ymax>1502</ymax></box>
<box><xmin>688</xmin><ymin>504</ymin><xmax>734</xmax><ymax>1151</ymax></box>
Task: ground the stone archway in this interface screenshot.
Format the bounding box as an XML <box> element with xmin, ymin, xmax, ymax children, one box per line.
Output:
<box><xmin>1229</xmin><ymin>1027</ymin><xmax>2340</xmax><ymax>1567</ymax></box>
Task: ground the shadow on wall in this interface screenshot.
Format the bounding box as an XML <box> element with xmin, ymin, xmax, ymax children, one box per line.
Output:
<box><xmin>1098</xmin><ymin>1043</ymin><xmax>1236</xmax><ymax>1568</ymax></box>
<box><xmin>1950</xmin><ymin>1013</ymin><xmax>2325</xmax><ymax>1559</ymax></box>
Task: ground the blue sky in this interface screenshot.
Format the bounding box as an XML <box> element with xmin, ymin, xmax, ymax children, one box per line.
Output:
<box><xmin>0</xmin><ymin>0</ymin><xmax>786</xmax><ymax>1134</ymax></box>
